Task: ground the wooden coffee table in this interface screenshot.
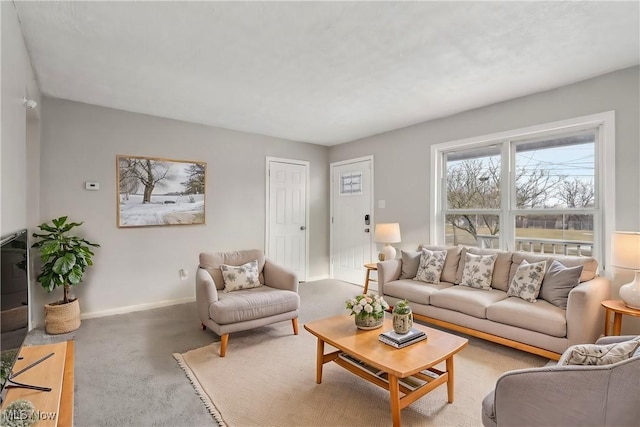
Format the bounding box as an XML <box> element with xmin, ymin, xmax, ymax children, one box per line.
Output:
<box><xmin>304</xmin><ymin>315</ymin><xmax>468</xmax><ymax>427</ymax></box>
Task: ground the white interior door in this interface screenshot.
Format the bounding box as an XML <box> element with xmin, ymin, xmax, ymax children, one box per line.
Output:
<box><xmin>331</xmin><ymin>157</ymin><xmax>374</xmax><ymax>284</ymax></box>
<box><xmin>267</xmin><ymin>158</ymin><xmax>308</xmax><ymax>281</ymax></box>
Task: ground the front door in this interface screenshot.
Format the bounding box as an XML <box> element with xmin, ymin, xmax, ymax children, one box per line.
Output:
<box><xmin>331</xmin><ymin>157</ymin><xmax>374</xmax><ymax>284</ymax></box>
<box><xmin>267</xmin><ymin>158</ymin><xmax>308</xmax><ymax>281</ymax></box>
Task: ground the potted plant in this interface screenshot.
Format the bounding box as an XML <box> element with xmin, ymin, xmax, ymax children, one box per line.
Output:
<box><xmin>31</xmin><ymin>216</ymin><xmax>99</xmax><ymax>334</ymax></box>
<box><xmin>392</xmin><ymin>300</ymin><xmax>413</xmax><ymax>334</ymax></box>
<box><xmin>345</xmin><ymin>294</ymin><xmax>389</xmax><ymax>330</ymax></box>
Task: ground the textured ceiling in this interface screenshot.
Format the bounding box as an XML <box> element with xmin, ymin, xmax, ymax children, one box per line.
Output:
<box><xmin>14</xmin><ymin>1</ymin><xmax>640</xmax><ymax>145</ymax></box>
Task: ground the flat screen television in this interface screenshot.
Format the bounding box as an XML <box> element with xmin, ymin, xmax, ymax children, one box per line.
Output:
<box><xmin>1</xmin><ymin>229</ymin><xmax>30</xmax><ymax>401</ymax></box>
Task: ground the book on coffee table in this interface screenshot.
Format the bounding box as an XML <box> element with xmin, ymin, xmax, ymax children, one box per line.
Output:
<box><xmin>379</xmin><ymin>328</ymin><xmax>427</xmax><ymax>348</ymax></box>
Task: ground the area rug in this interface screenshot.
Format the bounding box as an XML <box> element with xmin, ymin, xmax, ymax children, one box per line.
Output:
<box><xmin>174</xmin><ymin>320</ymin><xmax>547</xmax><ymax>427</ymax></box>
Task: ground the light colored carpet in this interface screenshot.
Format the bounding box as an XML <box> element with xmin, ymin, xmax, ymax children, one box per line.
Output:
<box><xmin>175</xmin><ymin>315</ymin><xmax>547</xmax><ymax>426</ymax></box>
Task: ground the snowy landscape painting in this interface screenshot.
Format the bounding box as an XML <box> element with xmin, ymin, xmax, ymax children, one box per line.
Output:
<box><xmin>117</xmin><ymin>155</ymin><xmax>206</xmax><ymax>227</ymax></box>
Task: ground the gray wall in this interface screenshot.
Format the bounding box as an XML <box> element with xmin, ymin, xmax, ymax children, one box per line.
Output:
<box><xmin>330</xmin><ymin>66</ymin><xmax>640</xmax><ymax>333</ymax></box>
<box><xmin>37</xmin><ymin>98</ymin><xmax>329</xmax><ymax>324</ymax></box>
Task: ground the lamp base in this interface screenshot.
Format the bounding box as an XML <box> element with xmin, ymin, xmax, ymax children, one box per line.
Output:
<box><xmin>619</xmin><ymin>271</ymin><xmax>640</xmax><ymax>310</ymax></box>
<box><xmin>380</xmin><ymin>244</ymin><xmax>397</xmax><ymax>261</ymax></box>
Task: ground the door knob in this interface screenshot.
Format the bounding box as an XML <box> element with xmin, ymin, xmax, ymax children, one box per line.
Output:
<box><xmin>300</xmin><ymin>226</ymin><xmax>306</xmax><ymax>230</ymax></box>
<box><xmin>364</xmin><ymin>228</ymin><xmax>370</xmax><ymax>233</ymax></box>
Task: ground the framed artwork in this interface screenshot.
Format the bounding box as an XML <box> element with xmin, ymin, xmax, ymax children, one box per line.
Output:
<box><xmin>116</xmin><ymin>155</ymin><xmax>206</xmax><ymax>228</ymax></box>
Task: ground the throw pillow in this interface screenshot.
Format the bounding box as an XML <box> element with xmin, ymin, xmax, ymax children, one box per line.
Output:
<box><xmin>413</xmin><ymin>249</ymin><xmax>447</xmax><ymax>284</ymax></box>
<box><xmin>506</xmin><ymin>260</ymin><xmax>547</xmax><ymax>303</ymax></box>
<box><xmin>558</xmin><ymin>338</ymin><xmax>640</xmax><ymax>366</ymax></box>
<box><xmin>399</xmin><ymin>250</ymin><xmax>422</xmax><ymax>279</ymax></box>
<box><xmin>539</xmin><ymin>260</ymin><xmax>584</xmax><ymax>309</ymax></box>
<box><xmin>459</xmin><ymin>252</ymin><xmax>497</xmax><ymax>290</ymax></box>
<box><xmin>220</xmin><ymin>260</ymin><xmax>261</xmax><ymax>293</ymax></box>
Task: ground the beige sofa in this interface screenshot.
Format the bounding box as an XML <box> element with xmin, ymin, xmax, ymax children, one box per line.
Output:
<box><xmin>378</xmin><ymin>246</ymin><xmax>611</xmax><ymax>360</ymax></box>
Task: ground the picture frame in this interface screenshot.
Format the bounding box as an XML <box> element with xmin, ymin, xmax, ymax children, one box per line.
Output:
<box><xmin>116</xmin><ymin>155</ymin><xmax>206</xmax><ymax>228</ymax></box>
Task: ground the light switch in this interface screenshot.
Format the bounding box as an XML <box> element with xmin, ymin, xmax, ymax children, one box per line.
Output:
<box><xmin>378</xmin><ymin>200</ymin><xmax>386</xmax><ymax>209</ymax></box>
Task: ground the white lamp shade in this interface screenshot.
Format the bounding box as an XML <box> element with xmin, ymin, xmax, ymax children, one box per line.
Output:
<box><xmin>611</xmin><ymin>231</ymin><xmax>640</xmax><ymax>270</ymax></box>
<box><xmin>374</xmin><ymin>223</ymin><xmax>401</xmax><ymax>244</ymax></box>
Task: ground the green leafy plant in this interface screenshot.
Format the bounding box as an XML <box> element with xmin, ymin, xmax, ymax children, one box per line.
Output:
<box><xmin>31</xmin><ymin>216</ymin><xmax>100</xmax><ymax>304</ymax></box>
<box><xmin>392</xmin><ymin>299</ymin><xmax>411</xmax><ymax>315</ymax></box>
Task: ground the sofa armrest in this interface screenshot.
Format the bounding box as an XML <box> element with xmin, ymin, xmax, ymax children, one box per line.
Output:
<box><xmin>566</xmin><ymin>276</ymin><xmax>611</xmax><ymax>346</ymax></box>
<box><xmin>196</xmin><ymin>268</ymin><xmax>219</xmax><ymax>324</ymax></box>
<box><xmin>377</xmin><ymin>259</ymin><xmax>402</xmax><ymax>295</ymax></box>
<box><xmin>263</xmin><ymin>259</ymin><xmax>298</xmax><ymax>293</ymax></box>
<box><xmin>491</xmin><ymin>365</ymin><xmax>611</xmax><ymax>426</ymax></box>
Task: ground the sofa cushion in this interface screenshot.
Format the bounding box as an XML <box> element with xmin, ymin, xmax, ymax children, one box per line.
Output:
<box><xmin>383</xmin><ymin>279</ymin><xmax>452</xmax><ymax>305</ymax></box>
<box><xmin>430</xmin><ymin>286</ymin><xmax>507</xmax><ymax>319</ymax></box>
<box><xmin>558</xmin><ymin>337</ymin><xmax>640</xmax><ymax>366</ymax></box>
<box><xmin>221</xmin><ymin>260</ymin><xmax>261</xmax><ymax>293</ymax></box>
<box><xmin>399</xmin><ymin>250</ymin><xmax>421</xmax><ymax>279</ymax></box>
<box><xmin>506</xmin><ymin>260</ymin><xmax>547</xmax><ymax>303</ymax></box>
<box><xmin>200</xmin><ymin>250</ymin><xmax>266</xmax><ymax>290</ymax></box>
<box><xmin>459</xmin><ymin>252</ymin><xmax>497</xmax><ymax>290</ymax></box>
<box><xmin>414</xmin><ymin>249</ymin><xmax>447</xmax><ymax>283</ymax></box>
<box><xmin>210</xmin><ymin>286</ymin><xmax>299</xmax><ymax>324</ymax></box>
<box><xmin>419</xmin><ymin>245</ymin><xmax>463</xmax><ymax>284</ymax></box>
<box><xmin>539</xmin><ymin>260</ymin><xmax>584</xmax><ymax>308</ymax></box>
<box><xmin>509</xmin><ymin>253</ymin><xmax>597</xmax><ymax>285</ymax></box>
<box><xmin>486</xmin><ymin>297</ymin><xmax>567</xmax><ymax>337</ymax></box>
<box><xmin>456</xmin><ymin>248</ymin><xmax>513</xmax><ymax>291</ymax></box>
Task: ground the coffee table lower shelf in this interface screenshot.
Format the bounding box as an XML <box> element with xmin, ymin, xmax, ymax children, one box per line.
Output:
<box><xmin>333</xmin><ymin>351</ymin><xmax>449</xmax><ymax>403</ymax></box>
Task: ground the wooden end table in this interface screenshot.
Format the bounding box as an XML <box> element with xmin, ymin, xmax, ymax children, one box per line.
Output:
<box><xmin>601</xmin><ymin>299</ymin><xmax>640</xmax><ymax>335</ymax></box>
<box><xmin>363</xmin><ymin>263</ymin><xmax>377</xmax><ymax>294</ymax></box>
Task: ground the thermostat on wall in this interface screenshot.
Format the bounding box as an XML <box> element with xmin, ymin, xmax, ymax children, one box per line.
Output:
<box><xmin>85</xmin><ymin>182</ymin><xmax>99</xmax><ymax>191</ymax></box>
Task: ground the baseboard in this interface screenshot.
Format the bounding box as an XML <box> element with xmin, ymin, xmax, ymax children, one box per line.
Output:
<box><xmin>81</xmin><ymin>297</ymin><xmax>196</xmax><ymax>320</ymax></box>
<box><xmin>304</xmin><ymin>274</ymin><xmax>330</xmax><ymax>282</ymax></box>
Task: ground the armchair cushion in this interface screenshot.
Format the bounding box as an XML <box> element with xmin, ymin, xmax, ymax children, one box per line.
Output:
<box><xmin>559</xmin><ymin>336</ymin><xmax>640</xmax><ymax>366</ymax></box>
<box><xmin>221</xmin><ymin>260</ymin><xmax>261</xmax><ymax>292</ymax></box>
<box><xmin>209</xmin><ymin>287</ymin><xmax>300</xmax><ymax>324</ymax></box>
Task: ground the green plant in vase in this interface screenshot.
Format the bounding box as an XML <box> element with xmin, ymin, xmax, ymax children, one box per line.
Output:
<box><xmin>392</xmin><ymin>299</ymin><xmax>413</xmax><ymax>334</ymax></box>
<box><xmin>31</xmin><ymin>216</ymin><xmax>100</xmax><ymax>334</ymax></box>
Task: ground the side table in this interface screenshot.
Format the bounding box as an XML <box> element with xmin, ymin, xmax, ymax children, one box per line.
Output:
<box><xmin>601</xmin><ymin>299</ymin><xmax>640</xmax><ymax>336</ymax></box>
<box><xmin>363</xmin><ymin>263</ymin><xmax>377</xmax><ymax>294</ymax></box>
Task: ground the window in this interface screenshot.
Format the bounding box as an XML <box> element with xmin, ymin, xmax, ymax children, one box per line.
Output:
<box><xmin>431</xmin><ymin>112</ymin><xmax>615</xmax><ymax>266</ymax></box>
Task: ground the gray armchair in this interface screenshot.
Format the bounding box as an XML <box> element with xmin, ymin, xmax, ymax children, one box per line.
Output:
<box><xmin>196</xmin><ymin>249</ymin><xmax>300</xmax><ymax>357</ymax></box>
<box><xmin>482</xmin><ymin>335</ymin><xmax>640</xmax><ymax>427</ymax></box>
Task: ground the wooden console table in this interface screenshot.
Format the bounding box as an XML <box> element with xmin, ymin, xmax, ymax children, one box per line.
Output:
<box><xmin>1</xmin><ymin>341</ymin><xmax>74</xmax><ymax>426</ymax></box>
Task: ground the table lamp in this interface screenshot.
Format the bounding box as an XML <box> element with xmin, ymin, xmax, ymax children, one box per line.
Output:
<box><xmin>374</xmin><ymin>223</ymin><xmax>401</xmax><ymax>261</ymax></box>
<box><xmin>611</xmin><ymin>231</ymin><xmax>640</xmax><ymax>309</ymax></box>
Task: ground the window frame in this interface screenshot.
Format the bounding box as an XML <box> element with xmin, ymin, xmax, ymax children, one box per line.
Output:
<box><xmin>430</xmin><ymin>111</ymin><xmax>615</xmax><ymax>269</ymax></box>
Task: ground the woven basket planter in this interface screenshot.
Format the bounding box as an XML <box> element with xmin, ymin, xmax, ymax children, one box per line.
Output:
<box><xmin>44</xmin><ymin>299</ymin><xmax>81</xmax><ymax>334</ymax></box>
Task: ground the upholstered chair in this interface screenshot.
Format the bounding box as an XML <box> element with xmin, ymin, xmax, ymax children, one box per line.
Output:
<box><xmin>196</xmin><ymin>249</ymin><xmax>300</xmax><ymax>357</ymax></box>
<box><xmin>482</xmin><ymin>335</ymin><xmax>640</xmax><ymax>427</ymax></box>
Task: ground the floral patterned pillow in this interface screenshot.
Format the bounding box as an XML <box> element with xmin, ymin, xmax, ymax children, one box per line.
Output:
<box><xmin>459</xmin><ymin>252</ymin><xmax>497</xmax><ymax>290</ymax></box>
<box><xmin>507</xmin><ymin>260</ymin><xmax>547</xmax><ymax>303</ymax></box>
<box><xmin>221</xmin><ymin>260</ymin><xmax>261</xmax><ymax>293</ymax></box>
<box><xmin>413</xmin><ymin>249</ymin><xmax>447</xmax><ymax>284</ymax></box>
<box><xmin>559</xmin><ymin>337</ymin><xmax>640</xmax><ymax>366</ymax></box>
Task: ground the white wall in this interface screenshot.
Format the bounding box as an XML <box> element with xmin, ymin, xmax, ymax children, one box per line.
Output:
<box><xmin>330</xmin><ymin>66</ymin><xmax>640</xmax><ymax>333</ymax></box>
<box><xmin>1</xmin><ymin>1</ymin><xmax>41</xmax><ymax>236</ymax></box>
<box><xmin>37</xmin><ymin>98</ymin><xmax>329</xmax><ymax>324</ymax></box>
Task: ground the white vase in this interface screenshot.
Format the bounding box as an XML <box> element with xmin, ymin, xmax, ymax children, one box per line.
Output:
<box><xmin>619</xmin><ymin>271</ymin><xmax>640</xmax><ymax>309</ymax></box>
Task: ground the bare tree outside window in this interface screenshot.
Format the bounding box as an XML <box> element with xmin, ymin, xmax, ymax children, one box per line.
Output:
<box><xmin>116</xmin><ymin>155</ymin><xmax>206</xmax><ymax>227</ymax></box>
